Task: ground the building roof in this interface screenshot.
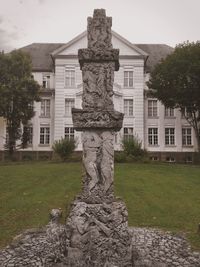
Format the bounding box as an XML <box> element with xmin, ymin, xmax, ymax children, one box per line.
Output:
<box><xmin>20</xmin><ymin>43</ymin><xmax>64</xmax><ymax>72</ymax></box>
<box><xmin>19</xmin><ymin>37</ymin><xmax>174</xmax><ymax>73</ymax></box>
<box><xmin>135</xmin><ymin>44</ymin><xmax>174</xmax><ymax>72</ymax></box>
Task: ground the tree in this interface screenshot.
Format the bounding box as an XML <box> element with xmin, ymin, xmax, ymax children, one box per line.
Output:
<box><xmin>147</xmin><ymin>41</ymin><xmax>200</xmax><ymax>151</ymax></box>
<box><xmin>0</xmin><ymin>50</ymin><xmax>40</xmax><ymax>157</ymax></box>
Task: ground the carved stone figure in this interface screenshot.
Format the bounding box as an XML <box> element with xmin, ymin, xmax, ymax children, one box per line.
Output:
<box><xmin>82</xmin><ymin>62</ymin><xmax>115</xmax><ymax>110</ymax></box>
<box><xmin>100</xmin><ymin>131</ymin><xmax>114</xmax><ymax>193</ymax></box>
<box><xmin>66</xmin><ymin>201</ymin><xmax>132</xmax><ymax>266</ymax></box>
<box><xmin>87</xmin><ymin>9</ymin><xmax>112</xmax><ymax>50</ymax></box>
<box><xmin>82</xmin><ymin>131</ymin><xmax>102</xmax><ymax>193</ymax></box>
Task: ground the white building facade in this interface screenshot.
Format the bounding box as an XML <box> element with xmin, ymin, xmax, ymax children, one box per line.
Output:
<box><xmin>0</xmin><ymin>31</ymin><xmax>197</xmax><ymax>162</ymax></box>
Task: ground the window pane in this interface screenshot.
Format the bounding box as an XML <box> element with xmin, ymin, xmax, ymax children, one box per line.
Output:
<box><xmin>64</xmin><ymin>127</ymin><xmax>75</xmax><ymax>140</ymax></box>
<box><xmin>66</xmin><ymin>69</ymin><xmax>75</xmax><ymax>87</ymax></box>
<box><xmin>148</xmin><ymin>100</ymin><xmax>157</xmax><ymax>117</ymax></box>
<box><xmin>124</xmin><ymin>71</ymin><xmax>133</xmax><ymax>87</ymax></box>
<box><xmin>165</xmin><ymin>128</ymin><xmax>175</xmax><ymax>145</ymax></box>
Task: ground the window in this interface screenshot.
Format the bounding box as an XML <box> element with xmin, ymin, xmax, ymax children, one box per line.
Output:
<box><xmin>124</xmin><ymin>71</ymin><xmax>133</xmax><ymax>88</ymax></box>
<box><xmin>40</xmin><ymin>127</ymin><xmax>50</xmax><ymax>145</ymax></box>
<box><xmin>123</xmin><ymin>127</ymin><xmax>133</xmax><ymax>141</ymax></box>
<box><xmin>148</xmin><ymin>100</ymin><xmax>158</xmax><ymax>117</ymax></box>
<box><xmin>65</xmin><ymin>98</ymin><xmax>75</xmax><ymax>116</ymax></box>
<box><xmin>181</xmin><ymin>107</ymin><xmax>192</xmax><ymax>118</ymax></box>
<box><xmin>165</xmin><ymin>128</ymin><xmax>175</xmax><ymax>145</ymax></box>
<box><xmin>166</xmin><ymin>156</ymin><xmax>175</xmax><ymax>163</ymax></box>
<box><xmin>182</xmin><ymin>128</ymin><xmax>192</xmax><ymax>146</ymax></box>
<box><xmin>185</xmin><ymin>156</ymin><xmax>193</xmax><ymax>163</ymax></box>
<box><xmin>165</xmin><ymin>107</ymin><xmax>174</xmax><ymax>117</ymax></box>
<box><xmin>23</xmin><ymin>126</ymin><xmax>33</xmax><ymax>145</ymax></box>
<box><xmin>124</xmin><ymin>99</ymin><xmax>133</xmax><ymax>116</ymax></box>
<box><xmin>150</xmin><ymin>156</ymin><xmax>158</xmax><ymax>161</ymax></box>
<box><xmin>64</xmin><ymin>127</ymin><xmax>74</xmax><ymax>140</ymax></box>
<box><xmin>65</xmin><ymin>67</ymin><xmax>75</xmax><ymax>87</ymax></box>
<box><xmin>41</xmin><ymin>99</ymin><xmax>50</xmax><ymax>117</ymax></box>
<box><xmin>42</xmin><ymin>75</ymin><xmax>50</xmax><ymax>88</ymax></box>
<box><xmin>148</xmin><ymin>128</ymin><xmax>158</xmax><ymax>145</ymax></box>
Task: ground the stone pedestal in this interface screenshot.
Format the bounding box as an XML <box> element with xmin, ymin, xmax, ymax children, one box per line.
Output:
<box><xmin>66</xmin><ymin>201</ymin><xmax>132</xmax><ymax>267</ymax></box>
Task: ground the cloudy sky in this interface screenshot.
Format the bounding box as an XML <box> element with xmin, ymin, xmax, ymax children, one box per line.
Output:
<box><xmin>0</xmin><ymin>0</ymin><xmax>199</xmax><ymax>52</ymax></box>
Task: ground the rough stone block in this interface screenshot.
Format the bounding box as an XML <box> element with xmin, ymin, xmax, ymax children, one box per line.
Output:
<box><xmin>72</xmin><ymin>108</ymin><xmax>124</xmax><ymax>131</ymax></box>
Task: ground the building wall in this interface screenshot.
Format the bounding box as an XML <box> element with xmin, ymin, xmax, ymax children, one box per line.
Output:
<box><xmin>0</xmin><ymin>34</ymin><xmax>198</xmax><ymax>156</ymax></box>
<box><xmin>144</xmin><ymin>97</ymin><xmax>197</xmax><ymax>154</ymax></box>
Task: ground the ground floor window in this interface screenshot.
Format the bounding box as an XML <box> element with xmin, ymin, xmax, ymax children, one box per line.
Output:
<box><xmin>182</xmin><ymin>127</ymin><xmax>192</xmax><ymax>146</ymax></box>
<box><xmin>64</xmin><ymin>127</ymin><xmax>74</xmax><ymax>140</ymax></box>
<box><xmin>165</xmin><ymin>127</ymin><xmax>175</xmax><ymax>145</ymax></box>
<box><xmin>148</xmin><ymin>128</ymin><xmax>158</xmax><ymax>145</ymax></box>
<box><xmin>40</xmin><ymin>127</ymin><xmax>50</xmax><ymax>145</ymax></box>
<box><xmin>123</xmin><ymin>127</ymin><xmax>134</xmax><ymax>141</ymax></box>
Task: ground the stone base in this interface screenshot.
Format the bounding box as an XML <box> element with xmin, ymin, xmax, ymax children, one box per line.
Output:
<box><xmin>1</xmin><ymin>216</ymin><xmax>200</xmax><ymax>266</ymax></box>
<box><xmin>65</xmin><ymin>200</ymin><xmax>133</xmax><ymax>267</ymax></box>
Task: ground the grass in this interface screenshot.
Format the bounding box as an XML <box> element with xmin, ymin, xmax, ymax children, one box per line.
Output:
<box><xmin>0</xmin><ymin>162</ymin><xmax>200</xmax><ymax>250</ymax></box>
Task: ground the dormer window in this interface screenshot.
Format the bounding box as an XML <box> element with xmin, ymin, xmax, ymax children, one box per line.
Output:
<box><xmin>42</xmin><ymin>75</ymin><xmax>50</xmax><ymax>88</ymax></box>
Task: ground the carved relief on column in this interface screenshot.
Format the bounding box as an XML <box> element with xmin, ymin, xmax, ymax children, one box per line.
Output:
<box><xmin>80</xmin><ymin>130</ymin><xmax>114</xmax><ymax>204</ymax></box>
<box><xmin>66</xmin><ymin>200</ymin><xmax>132</xmax><ymax>266</ymax></box>
<box><xmin>82</xmin><ymin>62</ymin><xmax>115</xmax><ymax>110</ymax></box>
<box><xmin>87</xmin><ymin>9</ymin><xmax>112</xmax><ymax>50</ymax></box>
<box><xmin>72</xmin><ymin>8</ymin><xmax>123</xmax><ymax>201</ymax></box>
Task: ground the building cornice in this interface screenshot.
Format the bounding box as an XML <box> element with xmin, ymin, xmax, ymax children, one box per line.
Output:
<box><xmin>54</xmin><ymin>54</ymin><xmax>146</xmax><ymax>60</ymax></box>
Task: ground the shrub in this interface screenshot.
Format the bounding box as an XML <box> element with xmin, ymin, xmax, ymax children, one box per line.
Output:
<box><xmin>114</xmin><ymin>152</ymin><xmax>127</xmax><ymax>163</ymax></box>
<box><xmin>122</xmin><ymin>136</ymin><xmax>148</xmax><ymax>160</ymax></box>
<box><xmin>52</xmin><ymin>138</ymin><xmax>76</xmax><ymax>161</ymax></box>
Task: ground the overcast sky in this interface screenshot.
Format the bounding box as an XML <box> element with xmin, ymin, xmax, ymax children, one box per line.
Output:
<box><xmin>0</xmin><ymin>0</ymin><xmax>200</xmax><ymax>52</ymax></box>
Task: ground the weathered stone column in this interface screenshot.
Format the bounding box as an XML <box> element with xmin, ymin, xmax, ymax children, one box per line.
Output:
<box><xmin>72</xmin><ymin>9</ymin><xmax>123</xmax><ymax>204</ymax></box>
<box><xmin>66</xmin><ymin>9</ymin><xmax>133</xmax><ymax>266</ymax></box>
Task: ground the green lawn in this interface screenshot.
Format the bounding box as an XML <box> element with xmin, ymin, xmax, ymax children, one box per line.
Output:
<box><xmin>0</xmin><ymin>162</ymin><xmax>200</xmax><ymax>250</ymax></box>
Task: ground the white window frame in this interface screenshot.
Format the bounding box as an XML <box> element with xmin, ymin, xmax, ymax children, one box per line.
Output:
<box><xmin>124</xmin><ymin>99</ymin><xmax>133</xmax><ymax>117</ymax></box>
<box><xmin>123</xmin><ymin>127</ymin><xmax>134</xmax><ymax>141</ymax></box>
<box><xmin>65</xmin><ymin>67</ymin><xmax>75</xmax><ymax>88</ymax></box>
<box><xmin>148</xmin><ymin>99</ymin><xmax>158</xmax><ymax>117</ymax></box>
<box><xmin>64</xmin><ymin>127</ymin><xmax>75</xmax><ymax>140</ymax></box>
<box><xmin>148</xmin><ymin>128</ymin><xmax>158</xmax><ymax>146</ymax></box>
<box><xmin>40</xmin><ymin>127</ymin><xmax>50</xmax><ymax>145</ymax></box>
<box><xmin>124</xmin><ymin>70</ymin><xmax>133</xmax><ymax>88</ymax></box>
<box><xmin>65</xmin><ymin>98</ymin><xmax>75</xmax><ymax>116</ymax></box>
<box><xmin>41</xmin><ymin>99</ymin><xmax>50</xmax><ymax>117</ymax></box>
<box><xmin>182</xmin><ymin>127</ymin><xmax>192</xmax><ymax>146</ymax></box>
<box><xmin>42</xmin><ymin>75</ymin><xmax>50</xmax><ymax>88</ymax></box>
<box><xmin>165</xmin><ymin>107</ymin><xmax>174</xmax><ymax>117</ymax></box>
<box><xmin>165</xmin><ymin>127</ymin><xmax>175</xmax><ymax>146</ymax></box>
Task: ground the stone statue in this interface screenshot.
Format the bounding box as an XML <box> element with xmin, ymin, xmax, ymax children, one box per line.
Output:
<box><xmin>70</xmin><ymin>8</ymin><xmax>133</xmax><ymax>266</ymax></box>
